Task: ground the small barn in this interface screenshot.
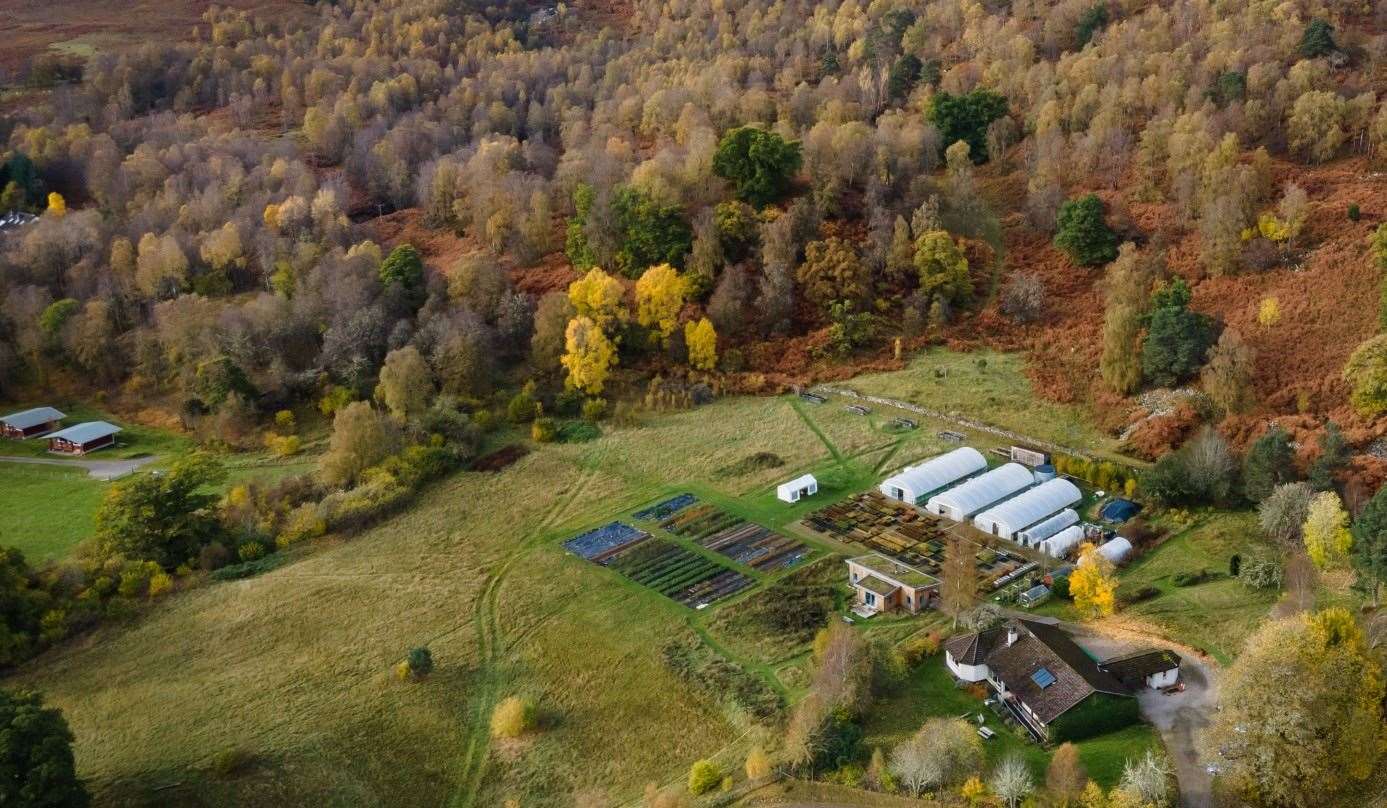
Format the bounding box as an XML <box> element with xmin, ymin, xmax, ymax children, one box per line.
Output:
<box><xmin>1100</xmin><ymin>649</ymin><xmax>1181</xmax><ymax>690</ymax></box>
<box><xmin>925</xmin><ymin>463</ymin><xmax>1035</xmax><ymax>521</ymax></box>
<box><xmin>777</xmin><ymin>474</ymin><xmax>818</xmax><ymax>503</ymax></box>
<box><xmin>973</xmin><ymin>478</ymin><xmax>1082</xmax><ymax>541</ymax></box>
<box><xmin>0</xmin><ymin>407</ymin><xmax>65</xmax><ymax>439</ymax></box>
<box><xmin>47</xmin><ymin>422</ymin><xmax>121</xmax><ymax>455</ymax></box>
<box><xmin>880</xmin><ymin>447</ymin><xmax>987</xmax><ymax>504</ymax></box>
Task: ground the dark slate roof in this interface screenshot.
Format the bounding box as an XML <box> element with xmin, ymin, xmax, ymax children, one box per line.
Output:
<box><xmin>47</xmin><ymin>421</ymin><xmax>121</xmax><ymax>444</ymax></box>
<box><xmin>1100</xmin><ymin>648</ymin><xmax>1181</xmax><ymax>687</ymax></box>
<box><xmin>946</xmin><ymin>619</ymin><xmax>1130</xmax><ymax>724</ymax></box>
<box><xmin>943</xmin><ymin>624</ymin><xmax>1006</xmax><ymax>666</ymax></box>
<box><xmin>0</xmin><ymin>407</ymin><xmax>65</xmax><ymax>430</ymax></box>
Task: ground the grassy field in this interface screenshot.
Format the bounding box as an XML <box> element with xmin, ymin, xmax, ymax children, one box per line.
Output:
<box><xmin>0</xmin><ymin>463</ymin><xmax>103</xmax><ymax>562</ymax></box>
<box><xmin>1035</xmin><ymin>512</ymin><xmax>1277</xmax><ymax>664</ymax></box>
<box><xmin>0</xmin><ymin>373</ymin><xmax>1194</xmax><ymax>805</ymax></box>
<box><xmin>840</xmin><ymin>349</ymin><xmax>1125</xmax><ymax>461</ymax></box>
<box><xmin>6</xmin><ymin>391</ymin><xmax>923</xmax><ymax>806</ymax></box>
<box><xmin>862</xmin><ymin>651</ymin><xmax>1160</xmax><ymax>791</ymax></box>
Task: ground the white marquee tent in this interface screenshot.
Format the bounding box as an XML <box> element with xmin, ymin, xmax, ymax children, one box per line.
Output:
<box><xmin>1016</xmin><ymin>508</ymin><xmax>1080</xmax><ymax>548</ymax></box>
<box><xmin>972</xmin><ymin>478</ymin><xmax>1082</xmax><ymax>541</ymax></box>
<box><xmin>1040</xmin><ymin>525</ymin><xmax>1086</xmax><ymax>559</ymax></box>
<box><xmin>925</xmin><ymin>463</ymin><xmax>1034</xmax><ymax>521</ymax></box>
<box><xmin>777</xmin><ymin>474</ymin><xmax>819</xmax><ymax>503</ymax></box>
<box><xmin>879</xmin><ymin>447</ymin><xmax>986</xmax><ymax>504</ymax></box>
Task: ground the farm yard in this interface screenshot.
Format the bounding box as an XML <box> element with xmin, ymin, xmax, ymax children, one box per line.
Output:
<box><xmin>802</xmin><ymin>491</ymin><xmax>1037</xmax><ymax>592</ymax></box>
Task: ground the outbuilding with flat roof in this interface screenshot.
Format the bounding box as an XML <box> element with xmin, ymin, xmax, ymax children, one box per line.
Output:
<box><xmin>46</xmin><ymin>421</ymin><xmax>121</xmax><ymax>455</ymax></box>
<box><xmin>0</xmin><ymin>407</ymin><xmax>65</xmax><ymax>439</ymax></box>
<box><xmin>846</xmin><ymin>553</ymin><xmax>939</xmax><ymax>616</ymax></box>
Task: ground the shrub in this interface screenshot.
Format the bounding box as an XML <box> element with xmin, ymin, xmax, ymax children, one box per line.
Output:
<box><xmin>490</xmin><ymin>696</ymin><xmax>535</xmax><ymax>738</ymax></box>
<box><xmin>274</xmin><ymin>409</ymin><xmax>297</xmax><ymax>434</ymax></box>
<box><xmin>531</xmin><ymin>417</ymin><xmax>557</xmax><ymax>443</ymax></box>
<box><xmin>1122</xmin><ymin>585</ymin><xmax>1159</xmax><ymax>605</ymax></box>
<box><xmin>507</xmin><ymin>385</ymin><xmax>538</xmax><ymax>423</ymax></box>
<box><xmin>198</xmin><ymin>542</ymin><xmax>232</xmax><ymax>571</ymax></box>
<box><xmin>276</xmin><ymin>504</ymin><xmax>327</xmax><ymax>548</ymax></box>
<box><xmin>898</xmin><ymin>633</ymin><xmax>941</xmax><ymax>666</ymax></box>
<box><xmin>397</xmin><ymin>647</ymin><xmax>433</xmax><ymax>680</ymax></box>
<box><xmin>1349</xmin><ymin>204</ymin><xmax>1361</xmax><ymax>221</ymax></box>
<box><xmin>688</xmin><ymin>759</ymin><xmax>723</xmax><ymax>795</ymax></box>
<box><xmin>745</xmin><ymin>746</ymin><xmax>773</xmax><ymax>780</ymax></box>
<box><xmin>147</xmin><ymin>571</ymin><xmax>173</xmax><ymax>599</ymax></box>
<box><xmin>581</xmin><ymin>397</ymin><xmax>608</xmax><ymax>422</ymax></box>
<box><xmin>1172</xmin><ymin>569</ymin><xmax>1217</xmax><ymax>587</ymax></box>
<box><xmin>264</xmin><ymin>433</ymin><xmax>302</xmax><ymax>457</ymax></box>
<box><xmin>210</xmin><ymin>747</ymin><xmax>257</xmax><ymax>778</ymax></box>
<box><xmin>237</xmin><ymin>541</ymin><xmax>267</xmax><ymax>563</ymax></box>
<box><xmin>317</xmin><ymin>476</ymin><xmax>411</xmax><ymax>533</ymax></box>
<box><xmin>557</xmin><ymin>421</ymin><xmax>600</xmax><ymax>443</ymax></box>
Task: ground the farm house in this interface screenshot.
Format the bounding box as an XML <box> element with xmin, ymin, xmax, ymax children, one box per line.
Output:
<box><xmin>1039</xmin><ymin>525</ymin><xmax>1085</xmax><ymax>559</ymax></box>
<box><xmin>1016</xmin><ymin>508</ymin><xmax>1080</xmax><ymax>547</ymax></box>
<box><xmin>776</xmin><ymin>474</ymin><xmax>818</xmax><ymax>503</ymax></box>
<box><xmin>46</xmin><ymin>421</ymin><xmax>121</xmax><ymax>455</ymax></box>
<box><xmin>0</xmin><ymin>406</ymin><xmax>64</xmax><ymax>439</ymax></box>
<box><xmin>879</xmin><ymin>446</ymin><xmax>986</xmax><ymax>504</ymax></box>
<box><xmin>972</xmin><ymin>478</ymin><xmax>1082</xmax><ymax>541</ymax></box>
<box><xmin>925</xmin><ymin>463</ymin><xmax>1034</xmax><ymax>521</ymax></box>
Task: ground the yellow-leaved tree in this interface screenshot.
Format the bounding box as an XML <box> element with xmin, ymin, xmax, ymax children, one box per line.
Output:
<box><xmin>561</xmin><ymin>316</ymin><xmax>617</xmax><ymax>395</ymax></box>
<box><xmin>1257</xmin><ymin>296</ymin><xmax>1281</xmax><ymax>327</ymax></box>
<box><xmin>46</xmin><ymin>192</ymin><xmax>66</xmax><ymax>217</ymax></box>
<box><xmin>1070</xmin><ymin>543</ymin><xmax>1117</xmax><ymax>619</ymax></box>
<box><xmin>1303</xmin><ymin>490</ymin><xmax>1352</xmax><ymax>569</ymax></box>
<box><xmin>634</xmin><ymin>263</ymin><xmax>687</xmax><ymax>344</ymax></box>
<box><xmin>685</xmin><ymin>317</ymin><xmax>718</xmax><ymax>370</ymax></box>
<box><xmin>567</xmin><ymin>267</ymin><xmax>627</xmax><ymax>331</ymax></box>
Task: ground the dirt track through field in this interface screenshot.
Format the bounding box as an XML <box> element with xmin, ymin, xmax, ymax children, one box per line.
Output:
<box><xmin>447</xmin><ymin>458</ymin><xmax>603</xmax><ymax>807</ymax></box>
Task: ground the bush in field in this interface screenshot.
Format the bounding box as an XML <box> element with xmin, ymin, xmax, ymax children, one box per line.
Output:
<box><xmin>688</xmin><ymin>759</ymin><xmax>723</xmax><ymax>795</ymax></box>
<box><xmin>490</xmin><ymin>696</ymin><xmax>536</xmax><ymax>738</ymax></box>
<box><xmin>531</xmin><ymin>417</ymin><xmax>558</xmax><ymax>443</ymax></box>
<box><xmin>395</xmin><ymin>647</ymin><xmax>433</xmax><ymax>680</ymax></box>
<box><xmin>745</xmin><ymin>747</ymin><xmax>772</xmax><ymax>780</ymax></box>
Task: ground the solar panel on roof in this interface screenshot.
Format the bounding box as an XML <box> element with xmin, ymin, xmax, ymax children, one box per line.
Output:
<box><xmin>1031</xmin><ymin>667</ymin><xmax>1057</xmax><ymax>689</ymax></box>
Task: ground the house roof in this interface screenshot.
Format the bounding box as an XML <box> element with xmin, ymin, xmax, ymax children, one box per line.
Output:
<box><xmin>1100</xmin><ymin>649</ymin><xmax>1181</xmax><ymax>687</ymax></box>
<box><xmin>849</xmin><ymin>553</ymin><xmax>938</xmax><ymax>589</ymax></box>
<box><xmin>944</xmin><ymin>618</ymin><xmax>1130</xmax><ymax>724</ymax></box>
<box><xmin>47</xmin><ymin>421</ymin><xmax>121</xmax><ymax>444</ymax></box>
<box><xmin>855</xmin><ymin>574</ymin><xmax>899</xmax><ymax>597</ymax></box>
<box><xmin>0</xmin><ymin>407</ymin><xmax>65</xmax><ymax>430</ymax></box>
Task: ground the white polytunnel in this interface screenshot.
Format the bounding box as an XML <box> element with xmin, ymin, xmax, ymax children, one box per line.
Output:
<box><xmin>972</xmin><ymin>478</ymin><xmax>1082</xmax><ymax>541</ymax></box>
<box><xmin>925</xmin><ymin>463</ymin><xmax>1034</xmax><ymax>521</ymax></box>
<box><xmin>1016</xmin><ymin>508</ymin><xmax>1080</xmax><ymax>548</ymax></box>
<box><xmin>1040</xmin><ymin>525</ymin><xmax>1085</xmax><ymax>559</ymax></box>
<box><xmin>879</xmin><ymin>447</ymin><xmax>987</xmax><ymax>504</ymax></box>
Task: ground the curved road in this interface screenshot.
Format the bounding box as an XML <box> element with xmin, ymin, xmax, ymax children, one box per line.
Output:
<box><xmin>0</xmin><ymin>454</ymin><xmax>156</xmax><ymax>481</ymax></box>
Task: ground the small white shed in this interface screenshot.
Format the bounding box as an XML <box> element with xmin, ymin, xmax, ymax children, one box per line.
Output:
<box><xmin>777</xmin><ymin>474</ymin><xmax>819</xmax><ymax>503</ymax></box>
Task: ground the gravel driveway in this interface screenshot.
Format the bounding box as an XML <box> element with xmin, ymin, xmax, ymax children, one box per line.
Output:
<box><xmin>1063</xmin><ymin>623</ymin><xmax>1219</xmax><ymax>808</ymax></box>
<box><xmin>0</xmin><ymin>454</ymin><xmax>156</xmax><ymax>481</ymax></box>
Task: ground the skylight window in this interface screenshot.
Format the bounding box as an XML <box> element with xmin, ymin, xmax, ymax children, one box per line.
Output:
<box><xmin>1031</xmin><ymin>667</ymin><xmax>1057</xmax><ymax>689</ymax></box>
